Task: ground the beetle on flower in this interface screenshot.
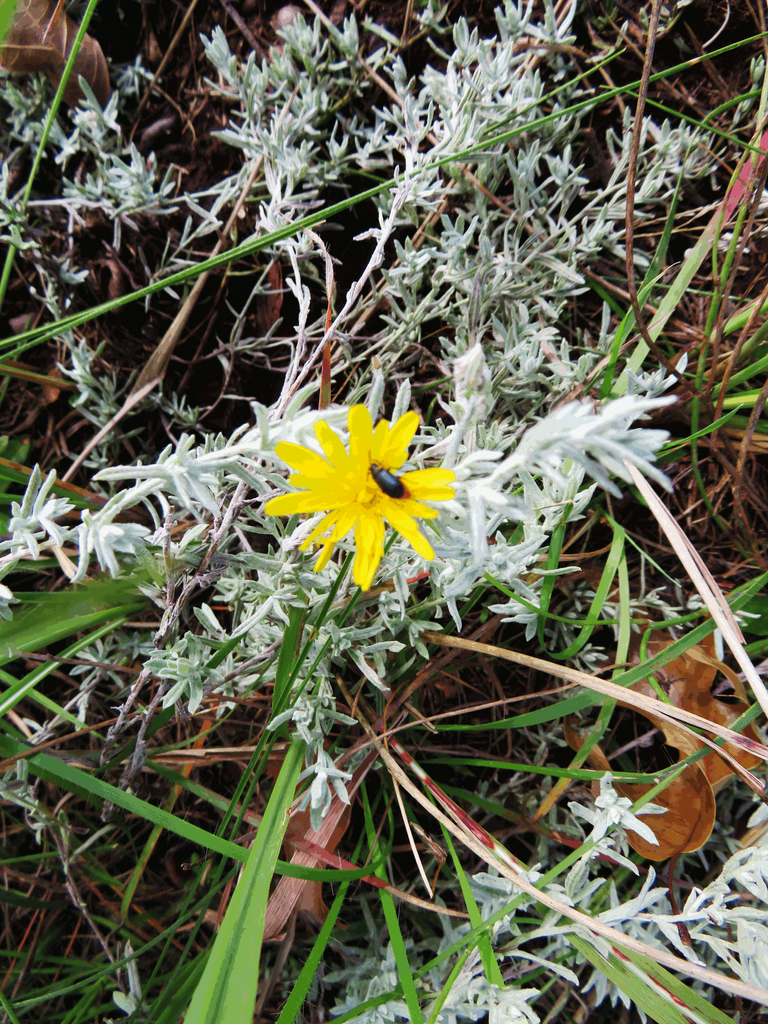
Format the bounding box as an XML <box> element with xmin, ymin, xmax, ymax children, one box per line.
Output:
<box><xmin>265</xmin><ymin>405</ymin><xmax>455</xmax><ymax>590</ymax></box>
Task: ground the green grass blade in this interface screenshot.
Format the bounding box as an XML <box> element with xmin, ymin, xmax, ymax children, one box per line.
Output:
<box><xmin>0</xmin><ymin>985</ymin><xmax>22</xmax><ymax>1024</ymax></box>
<box><xmin>612</xmin><ymin>187</ymin><xmax>734</xmax><ymax>395</ymax></box>
<box><xmin>619</xmin><ymin>947</ymin><xmax>743</xmax><ymax>1024</ymax></box>
<box><xmin>536</xmin><ymin>517</ymin><xmax>567</xmax><ymax>648</ymax></box>
<box><xmin>442</xmin><ymin>826</ymin><xmax>502</xmax><ymax>985</ymax></box>
<box><xmin>424</xmin><ymin>945</ymin><xmax>473</xmax><ymax>1024</ymax></box>
<box><xmin>361</xmin><ymin>787</ymin><xmax>423</xmax><ymax>1023</ymax></box>
<box><xmin>275</xmin><ymin>830</ymin><xmax>368</xmax><ymax>1024</ymax></box>
<box><xmin>570</xmin><ymin>935</ymin><xmax>734</xmax><ymax>1024</ymax></box>
<box><xmin>549</xmin><ymin>523</ymin><xmax>625</xmax><ymax>660</ymax></box>
<box><xmin>153</xmin><ymin>957</ymin><xmax>209</xmax><ymax>1024</ymax></box>
<box><xmin>272</xmin><ymin>604</ymin><xmax>307</xmax><ymax>716</ymax></box>
<box><xmin>183</xmin><ymin>737</ymin><xmax>305</xmax><ymax>1024</ymax></box>
<box><xmin>0</xmin><ymin>576</ymin><xmax>147</xmax><ymax>667</ymax></box>
<box><xmin>0</xmin><ymin>0</ymin><xmax>19</xmax><ymax>46</ymax></box>
<box><xmin>0</xmin><ymin>734</ymin><xmax>251</xmax><ymax>859</ymax></box>
<box><xmin>380</xmin><ymin>887</ymin><xmax>424</xmax><ymax>1023</ymax></box>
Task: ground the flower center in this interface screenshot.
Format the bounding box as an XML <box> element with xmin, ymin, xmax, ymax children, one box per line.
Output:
<box><xmin>356</xmin><ymin>478</ymin><xmax>381</xmax><ymax>507</ymax></box>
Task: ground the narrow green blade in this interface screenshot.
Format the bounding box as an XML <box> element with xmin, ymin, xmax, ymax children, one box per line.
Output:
<box><xmin>183</xmin><ymin>738</ymin><xmax>305</xmax><ymax>1024</ymax></box>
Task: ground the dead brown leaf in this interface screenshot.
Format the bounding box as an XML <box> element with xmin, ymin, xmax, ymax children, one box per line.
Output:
<box><xmin>631</xmin><ymin>637</ymin><xmax>762</xmax><ymax>791</ymax></box>
<box><xmin>1</xmin><ymin>0</ymin><xmax>110</xmax><ymax>107</ymax></box>
<box><xmin>565</xmin><ymin>716</ymin><xmax>716</xmax><ymax>861</ymax></box>
<box><xmin>566</xmin><ymin>637</ymin><xmax>762</xmax><ymax>861</ymax></box>
<box><xmin>262</xmin><ymin>751</ymin><xmax>376</xmax><ymax>941</ymax></box>
<box><xmin>256</xmin><ymin>261</ymin><xmax>284</xmax><ymax>336</ymax></box>
<box><xmin>40</xmin><ymin>364</ymin><xmax>62</xmax><ymax>404</ymax></box>
<box><xmin>280</xmin><ymin>803</ymin><xmax>351</xmax><ymax>929</ymax></box>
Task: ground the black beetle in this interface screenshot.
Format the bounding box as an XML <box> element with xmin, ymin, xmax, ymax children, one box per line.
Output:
<box><xmin>370</xmin><ymin>464</ymin><xmax>410</xmax><ymax>499</ymax></box>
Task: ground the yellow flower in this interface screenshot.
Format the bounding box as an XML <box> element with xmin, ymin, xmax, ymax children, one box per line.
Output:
<box><xmin>265</xmin><ymin>405</ymin><xmax>455</xmax><ymax>590</ymax></box>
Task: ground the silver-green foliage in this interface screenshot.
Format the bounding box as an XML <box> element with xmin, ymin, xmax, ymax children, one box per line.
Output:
<box><xmin>0</xmin><ymin>0</ymin><xmax>745</xmax><ymax>1018</ymax></box>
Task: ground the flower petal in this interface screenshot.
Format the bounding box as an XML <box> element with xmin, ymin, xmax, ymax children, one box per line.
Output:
<box><xmin>399</xmin><ymin>499</ymin><xmax>438</xmax><ymax>519</ymax></box>
<box><xmin>301</xmin><ymin>510</ymin><xmax>341</xmax><ymax>548</ymax></box>
<box><xmin>383</xmin><ymin>504</ymin><xmax>434</xmax><ymax>560</ymax></box>
<box><xmin>266</xmin><ymin>491</ymin><xmax>341</xmax><ymax>515</ymax></box>
<box><xmin>331</xmin><ymin>502</ymin><xmax>362</xmax><ymax>542</ymax></box>
<box><xmin>375</xmin><ymin>411</ymin><xmax>419</xmax><ymax>470</ymax></box>
<box><xmin>370</xmin><ymin>419</ymin><xmax>390</xmax><ymax>463</ymax></box>
<box><xmin>264</xmin><ymin>492</ymin><xmax>305</xmax><ymax>515</ymax></box>
<box><xmin>313</xmin><ymin>538</ymin><xmax>337</xmax><ymax>572</ymax></box>
<box><xmin>404</xmin><ymin>468</ymin><xmax>456</xmax><ymax>486</ymax></box>
<box><xmin>315</xmin><ymin>420</ymin><xmax>351</xmax><ymax>471</ymax></box>
<box><xmin>288</xmin><ymin>472</ymin><xmax>355</xmax><ymax>499</ymax></box>
<box><xmin>274</xmin><ymin>441</ymin><xmax>333</xmax><ymax>477</ymax></box>
<box><xmin>353</xmin><ymin>512</ymin><xmax>385</xmax><ymax>590</ymax></box>
<box><xmin>400</xmin><ymin>468</ymin><xmax>456</xmax><ymax>502</ymax></box>
<box><xmin>348</xmin><ymin>405</ymin><xmax>373</xmax><ymax>468</ymax></box>
<box><xmin>385</xmin><ymin>411</ymin><xmax>420</xmax><ymax>459</ymax></box>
